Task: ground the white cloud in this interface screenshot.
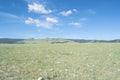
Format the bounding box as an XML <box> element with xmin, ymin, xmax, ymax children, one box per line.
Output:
<box><xmin>60</xmin><ymin>9</ymin><xmax>77</xmax><ymax>16</ymax></box>
<box><xmin>73</xmin><ymin>9</ymin><xmax>77</xmax><ymax>12</ymax></box>
<box><xmin>25</xmin><ymin>17</ymin><xmax>34</xmax><ymax>24</ymax></box>
<box><xmin>70</xmin><ymin>22</ymin><xmax>81</xmax><ymax>26</ymax></box>
<box><xmin>25</xmin><ymin>17</ymin><xmax>58</xmax><ymax>29</ymax></box>
<box><xmin>46</xmin><ymin>17</ymin><xmax>58</xmax><ymax>23</ymax></box>
<box><xmin>28</xmin><ymin>3</ymin><xmax>52</xmax><ymax>14</ymax></box>
<box><xmin>60</xmin><ymin>10</ymin><xmax>72</xmax><ymax>16</ymax></box>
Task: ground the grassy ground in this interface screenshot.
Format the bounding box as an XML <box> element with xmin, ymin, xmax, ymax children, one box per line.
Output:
<box><xmin>0</xmin><ymin>43</ymin><xmax>120</xmax><ymax>80</ymax></box>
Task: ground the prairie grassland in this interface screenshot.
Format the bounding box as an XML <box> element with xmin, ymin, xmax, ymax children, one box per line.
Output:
<box><xmin>0</xmin><ymin>43</ymin><xmax>120</xmax><ymax>80</ymax></box>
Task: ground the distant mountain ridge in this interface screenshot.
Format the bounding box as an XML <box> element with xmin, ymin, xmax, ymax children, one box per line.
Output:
<box><xmin>0</xmin><ymin>38</ymin><xmax>120</xmax><ymax>44</ymax></box>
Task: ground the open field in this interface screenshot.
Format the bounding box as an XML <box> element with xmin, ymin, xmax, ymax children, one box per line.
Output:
<box><xmin>0</xmin><ymin>43</ymin><xmax>120</xmax><ymax>80</ymax></box>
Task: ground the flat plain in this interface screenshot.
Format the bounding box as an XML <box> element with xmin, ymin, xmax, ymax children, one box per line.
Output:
<box><xmin>0</xmin><ymin>43</ymin><xmax>120</xmax><ymax>80</ymax></box>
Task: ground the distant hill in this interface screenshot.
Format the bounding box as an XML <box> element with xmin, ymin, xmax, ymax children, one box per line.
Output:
<box><xmin>0</xmin><ymin>38</ymin><xmax>24</xmax><ymax>43</ymax></box>
<box><xmin>0</xmin><ymin>38</ymin><xmax>120</xmax><ymax>44</ymax></box>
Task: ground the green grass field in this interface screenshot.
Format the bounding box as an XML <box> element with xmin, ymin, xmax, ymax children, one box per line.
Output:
<box><xmin>0</xmin><ymin>43</ymin><xmax>120</xmax><ymax>80</ymax></box>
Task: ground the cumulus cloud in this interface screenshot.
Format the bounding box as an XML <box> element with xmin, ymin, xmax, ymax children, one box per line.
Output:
<box><xmin>25</xmin><ymin>17</ymin><xmax>58</xmax><ymax>29</ymax></box>
<box><xmin>70</xmin><ymin>22</ymin><xmax>81</xmax><ymax>26</ymax></box>
<box><xmin>25</xmin><ymin>17</ymin><xmax>34</xmax><ymax>24</ymax></box>
<box><xmin>60</xmin><ymin>10</ymin><xmax>72</xmax><ymax>16</ymax></box>
<box><xmin>28</xmin><ymin>3</ymin><xmax>52</xmax><ymax>14</ymax></box>
<box><xmin>59</xmin><ymin>9</ymin><xmax>77</xmax><ymax>16</ymax></box>
<box><xmin>25</xmin><ymin>17</ymin><xmax>51</xmax><ymax>28</ymax></box>
<box><xmin>46</xmin><ymin>17</ymin><xmax>58</xmax><ymax>23</ymax></box>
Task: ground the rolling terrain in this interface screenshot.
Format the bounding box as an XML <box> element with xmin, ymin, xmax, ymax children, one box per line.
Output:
<box><xmin>0</xmin><ymin>39</ymin><xmax>120</xmax><ymax>80</ymax></box>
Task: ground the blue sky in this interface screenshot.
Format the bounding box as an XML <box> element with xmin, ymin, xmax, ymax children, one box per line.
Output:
<box><xmin>0</xmin><ymin>0</ymin><xmax>120</xmax><ymax>40</ymax></box>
